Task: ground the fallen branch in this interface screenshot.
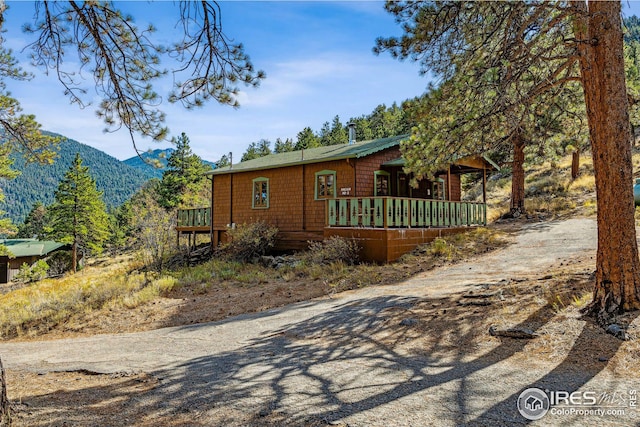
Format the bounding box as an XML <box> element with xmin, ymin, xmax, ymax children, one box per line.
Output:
<box><xmin>489</xmin><ymin>326</ymin><xmax>538</xmax><ymax>339</ymax></box>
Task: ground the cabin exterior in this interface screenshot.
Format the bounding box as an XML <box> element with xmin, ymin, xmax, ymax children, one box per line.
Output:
<box><xmin>177</xmin><ymin>135</ymin><xmax>497</xmax><ymax>262</ymax></box>
<box><xmin>0</xmin><ymin>239</ymin><xmax>68</xmax><ymax>283</ymax></box>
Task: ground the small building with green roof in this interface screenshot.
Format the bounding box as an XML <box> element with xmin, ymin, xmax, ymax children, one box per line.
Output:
<box><xmin>177</xmin><ymin>134</ymin><xmax>497</xmax><ymax>262</ymax></box>
<box><xmin>0</xmin><ymin>239</ymin><xmax>69</xmax><ymax>283</ymax></box>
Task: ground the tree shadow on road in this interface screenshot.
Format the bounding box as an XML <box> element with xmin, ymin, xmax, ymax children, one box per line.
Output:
<box><xmin>13</xmin><ymin>281</ymin><xmax>635</xmax><ymax>426</ymax></box>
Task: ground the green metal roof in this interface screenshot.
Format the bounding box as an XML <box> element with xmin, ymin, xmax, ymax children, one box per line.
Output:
<box><xmin>207</xmin><ymin>134</ymin><xmax>409</xmax><ymax>175</ymax></box>
<box><xmin>382</xmin><ymin>155</ymin><xmax>500</xmax><ymax>171</ymax></box>
<box><xmin>0</xmin><ymin>239</ymin><xmax>66</xmax><ymax>258</ymax></box>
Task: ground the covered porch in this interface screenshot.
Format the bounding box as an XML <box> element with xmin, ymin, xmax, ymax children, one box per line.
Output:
<box><xmin>324</xmin><ymin>197</ymin><xmax>486</xmax><ymax>263</ymax></box>
<box><xmin>175</xmin><ymin>197</ymin><xmax>487</xmax><ymax>263</ymax></box>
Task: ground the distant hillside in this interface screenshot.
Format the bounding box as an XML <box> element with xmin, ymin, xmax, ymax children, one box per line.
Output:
<box><xmin>123</xmin><ymin>148</ymin><xmax>216</xmax><ymax>178</ymax></box>
<box><xmin>0</xmin><ymin>133</ymin><xmax>156</xmax><ymax>223</ymax></box>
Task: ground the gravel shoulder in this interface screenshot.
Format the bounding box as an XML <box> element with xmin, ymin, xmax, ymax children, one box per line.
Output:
<box><xmin>3</xmin><ymin>217</ymin><xmax>640</xmax><ymax>426</ymax></box>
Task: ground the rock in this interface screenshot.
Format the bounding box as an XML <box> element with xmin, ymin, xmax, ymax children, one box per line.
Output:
<box><xmin>458</xmin><ymin>299</ymin><xmax>491</xmax><ymax>306</ymax></box>
<box><xmin>598</xmin><ymin>356</ymin><xmax>609</xmax><ymax>362</ymax></box>
<box><xmin>399</xmin><ymin>318</ymin><xmax>418</xmax><ymax>326</ymax></box>
<box><xmin>605</xmin><ymin>324</ymin><xmax>630</xmax><ymax>341</ymax></box>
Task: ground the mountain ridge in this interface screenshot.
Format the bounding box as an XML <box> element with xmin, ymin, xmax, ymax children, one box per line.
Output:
<box><xmin>123</xmin><ymin>148</ymin><xmax>216</xmax><ymax>178</ymax></box>
<box><xmin>1</xmin><ymin>133</ymin><xmax>157</xmax><ymax>223</ymax></box>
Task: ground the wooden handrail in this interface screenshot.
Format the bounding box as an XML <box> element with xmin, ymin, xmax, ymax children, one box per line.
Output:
<box><xmin>326</xmin><ymin>197</ymin><xmax>486</xmax><ymax>228</ymax></box>
<box><xmin>177</xmin><ymin>207</ymin><xmax>211</xmax><ymax>227</ymax></box>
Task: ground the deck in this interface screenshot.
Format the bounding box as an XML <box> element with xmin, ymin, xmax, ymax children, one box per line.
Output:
<box><xmin>324</xmin><ymin>197</ymin><xmax>485</xmax><ymax>262</ymax></box>
<box><xmin>176</xmin><ymin>207</ymin><xmax>211</xmax><ymax>233</ymax></box>
<box><xmin>177</xmin><ymin>197</ymin><xmax>487</xmax><ymax>262</ymax></box>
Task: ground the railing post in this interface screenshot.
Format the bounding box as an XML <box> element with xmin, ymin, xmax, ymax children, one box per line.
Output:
<box><xmin>362</xmin><ymin>198</ymin><xmax>371</xmax><ymax>226</ymax></box>
<box><xmin>384</xmin><ymin>198</ymin><xmax>389</xmax><ymax>228</ymax></box>
<box><xmin>483</xmin><ymin>203</ymin><xmax>487</xmax><ymax>225</ymax></box>
<box><xmin>350</xmin><ymin>198</ymin><xmax>359</xmax><ymax>226</ymax></box>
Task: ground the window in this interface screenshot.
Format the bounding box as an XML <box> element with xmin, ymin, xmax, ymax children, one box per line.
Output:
<box><xmin>315</xmin><ymin>170</ymin><xmax>336</xmax><ymax>199</ymax></box>
<box><xmin>252</xmin><ymin>177</ymin><xmax>269</xmax><ymax>208</ymax></box>
<box><xmin>374</xmin><ymin>171</ymin><xmax>390</xmax><ymax>196</ymax></box>
<box><xmin>432</xmin><ymin>177</ymin><xmax>446</xmax><ymax>200</ymax></box>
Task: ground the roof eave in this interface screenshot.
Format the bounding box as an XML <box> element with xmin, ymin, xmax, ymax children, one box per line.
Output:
<box><xmin>206</xmin><ymin>152</ymin><xmax>363</xmax><ymax>176</ymax></box>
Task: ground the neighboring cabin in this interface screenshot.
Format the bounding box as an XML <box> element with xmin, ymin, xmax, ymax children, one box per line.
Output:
<box><xmin>177</xmin><ymin>134</ymin><xmax>497</xmax><ymax>262</ymax></box>
<box><xmin>0</xmin><ymin>239</ymin><xmax>69</xmax><ymax>283</ymax></box>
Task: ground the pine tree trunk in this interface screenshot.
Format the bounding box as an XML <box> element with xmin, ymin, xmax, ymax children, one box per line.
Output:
<box><xmin>577</xmin><ymin>0</ymin><xmax>640</xmax><ymax>320</ymax></box>
<box><xmin>510</xmin><ymin>133</ymin><xmax>526</xmax><ymax>216</ymax></box>
<box><xmin>72</xmin><ymin>241</ymin><xmax>77</xmax><ymax>274</ymax></box>
<box><xmin>571</xmin><ymin>149</ymin><xmax>580</xmax><ymax>180</ymax></box>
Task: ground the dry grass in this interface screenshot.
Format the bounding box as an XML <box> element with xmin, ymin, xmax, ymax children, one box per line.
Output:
<box><xmin>475</xmin><ymin>151</ymin><xmax>603</xmax><ymax>221</ymax></box>
<box><xmin>0</xmin><ymin>227</ymin><xmax>510</xmax><ymax>342</ymax></box>
<box><xmin>0</xmin><ymin>256</ymin><xmax>176</xmax><ymax>340</ymax></box>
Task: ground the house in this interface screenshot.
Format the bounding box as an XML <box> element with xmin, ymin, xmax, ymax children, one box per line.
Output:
<box><xmin>177</xmin><ymin>134</ymin><xmax>497</xmax><ymax>262</ymax></box>
<box><xmin>0</xmin><ymin>239</ymin><xmax>69</xmax><ymax>283</ymax></box>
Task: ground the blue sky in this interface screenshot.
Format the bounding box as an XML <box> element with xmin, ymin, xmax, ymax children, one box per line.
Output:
<box><xmin>4</xmin><ymin>1</ymin><xmax>640</xmax><ymax>163</ymax></box>
<box><xmin>2</xmin><ymin>1</ymin><xmax>429</xmax><ymax>162</ymax></box>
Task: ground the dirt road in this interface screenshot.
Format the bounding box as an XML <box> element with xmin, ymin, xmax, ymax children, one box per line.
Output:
<box><xmin>2</xmin><ymin>218</ymin><xmax>639</xmax><ymax>426</ymax></box>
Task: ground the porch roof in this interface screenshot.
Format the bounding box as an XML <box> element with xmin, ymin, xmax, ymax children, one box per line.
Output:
<box><xmin>382</xmin><ymin>155</ymin><xmax>500</xmax><ymax>172</ymax></box>
<box><xmin>0</xmin><ymin>239</ymin><xmax>66</xmax><ymax>258</ymax></box>
<box><xmin>207</xmin><ymin>134</ymin><xmax>409</xmax><ymax>176</ymax></box>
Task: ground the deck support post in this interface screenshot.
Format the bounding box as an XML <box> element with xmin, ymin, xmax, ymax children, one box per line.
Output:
<box><xmin>447</xmin><ymin>166</ymin><xmax>452</xmax><ymax>200</ymax></box>
<box><xmin>482</xmin><ymin>167</ymin><xmax>487</xmax><ymax>204</ymax></box>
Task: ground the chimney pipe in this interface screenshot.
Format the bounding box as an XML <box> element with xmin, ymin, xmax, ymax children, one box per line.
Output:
<box><xmin>348</xmin><ymin>122</ymin><xmax>356</xmax><ymax>145</ymax></box>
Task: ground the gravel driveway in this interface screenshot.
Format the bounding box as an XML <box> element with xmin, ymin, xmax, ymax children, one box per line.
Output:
<box><xmin>2</xmin><ymin>218</ymin><xmax>638</xmax><ymax>426</ymax></box>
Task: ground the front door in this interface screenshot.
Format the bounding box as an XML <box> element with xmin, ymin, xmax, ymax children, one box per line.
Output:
<box><xmin>397</xmin><ymin>172</ymin><xmax>410</xmax><ymax>197</ymax></box>
<box><xmin>0</xmin><ymin>261</ymin><xmax>7</xmax><ymax>284</ymax></box>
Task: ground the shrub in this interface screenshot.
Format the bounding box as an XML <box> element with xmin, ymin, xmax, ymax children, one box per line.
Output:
<box><xmin>428</xmin><ymin>237</ymin><xmax>456</xmax><ymax>259</ymax></box>
<box><xmin>218</xmin><ymin>222</ymin><xmax>278</xmax><ymax>262</ymax></box>
<box><xmin>14</xmin><ymin>260</ymin><xmax>50</xmax><ymax>283</ymax></box>
<box><xmin>305</xmin><ymin>236</ymin><xmax>360</xmax><ymax>265</ymax></box>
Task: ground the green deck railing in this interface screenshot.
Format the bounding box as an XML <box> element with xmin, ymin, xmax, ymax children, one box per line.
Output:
<box><xmin>177</xmin><ymin>207</ymin><xmax>211</xmax><ymax>228</ymax></box>
<box><xmin>327</xmin><ymin>197</ymin><xmax>486</xmax><ymax>228</ymax></box>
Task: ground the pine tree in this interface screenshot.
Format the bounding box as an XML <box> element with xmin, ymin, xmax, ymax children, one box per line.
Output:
<box><xmin>295</xmin><ymin>127</ymin><xmax>320</xmax><ymax>150</ymax></box>
<box><xmin>157</xmin><ymin>133</ymin><xmax>208</xmax><ymax>209</ymax></box>
<box><xmin>241</xmin><ymin>139</ymin><xmax>272</xmax><ymax>161</ymax></box>
<box><xmin>106</xmin><ymin>201</ymin><xmax>134</xmax><ymax>253</ymax></box>
<box><xmin>327</xmin><ymin>115</ymin><xmax>347</xmax><ymax>145</ymax></box>
<box><xmin>274</xmin><ymin>138</ymin><xmax>295</xmax><ymax>153</ymax></box>
<box><xmin>377</xmin><ymin>0</ymin><xmax>640</xmax><ymax>317</ymax></box>
<box><xmin>48</xmin><ymin>153</ymin><xmax>109</xmax><ymax>272</ymax></box>
<box><xmin>0</xmin><ymin>143</ymin><xmax>19</xmax><ymax>238</ymax></box>
<box><xmin>16</xmin><ymin>202</ymin><xmax>48</xmax><ymax>239</ymax></box>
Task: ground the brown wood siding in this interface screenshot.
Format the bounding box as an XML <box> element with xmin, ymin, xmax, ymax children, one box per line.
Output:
<box><xmin>449</xmin><ymin>174</ymin><xmax>461</xmax><ymax>201</ymax></box>
<box><xmin>212</xmin><ymin>160</ymin><xmax>356</xmax><ymax>234</ymax></box>
<box><xmin>303</xmin><ymin>160</ymin><xmax>354</xmax><ymax>232</ymax></box>
<box><xmin>1</xmin><ymin>256</ymin><xmax>39</xmax><ymax>283</ymax></box>
<box><xmin>212</xmin><ymin>174</ymin><xmax>232</xmax><ymax>229</ymax></box>
<box><xmin>225</xmin><ymin>166</ymin><xmax>305</xmax><ymax>231</ymax></box>
<box><xmin>354</xmin><ymin>147</ymin><xmax>402</xmax><ymax>197</ymax></box>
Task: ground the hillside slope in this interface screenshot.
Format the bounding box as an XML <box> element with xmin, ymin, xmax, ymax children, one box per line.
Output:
<box><xmin>123</xmin><ymin>148</ymin><xmax>216</xmax><ymax>178</ymax></box>
<box><xmin>0</xmin><ymin>133</ymin><xmax>156</xmax><ymax>223</ymax></box>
